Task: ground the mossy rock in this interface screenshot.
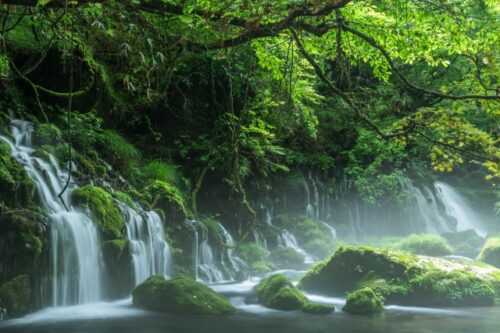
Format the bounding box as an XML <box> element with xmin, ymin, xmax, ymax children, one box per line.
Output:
<box><xmin>442</xmin><ymin>229</ymin><xmax>484</xmax><ymax>254</ymax></box>
<box><xmin>302</xmin><ymin>302</ymin><xmax>335</xmax><ymax>314</ymax></box>
<box><xmin>256</xmin><ymin>274</ymin><xmax>307</xmax><ymax>310</ymax></box>
<box><xmin>33</xmin><ymin>123</ymin><xmax>62</xmax><ymax>146</ymax></box>
<box><xmin>0</xmin><ymin>141</ymin><xmax>35</xmax><ymax>207</ymax></box>
<box><xmin>238</xmin><ymin>242</ymin><xmax>268</xmax><ymax>265</ymax></box>
<box><xmin>251</xmin><ymin>261</ymin><xmax>274</xmax><ymax>274</ymax></box>
<box><xmin>143</xmin><ymin>180</ymin><xmax>188</xmax><ymax>223</ymax></box>
<box><xmin>394</xmin><ymin>234</ymin><xmax>453</xmax><ymax>256</ymax></box>
<box><xmin>342</xmin><ymin>287</ymin><xmax>383</xmax><ymax>315</ymax></box>
<box><xmin>300</xmin><ymin>245</ymin><xmax>499</xmax><ymax>307</ymax></box>
<box><xmin>477</xmin><ymin>238</ymin><xmax>500</xmax><ymax>268</ymax></box>
<box><xmin>0</xmin><ymin>275</ymin><xmax>31</xmax><ymax>316</ymax></box>
<box><xmin>72</xmin><ymin>185</ymin><xmax>124</xmax><ymax>239</ymax></box>
<box><xmin>270</xmin><ymin>247</ymin><xmax>305</xmax><ymax>267</ymax></box>
<box><xmin>132</xmin><ymin>275</ymin><xmax>236</xmax><ymax>314</ymax></box>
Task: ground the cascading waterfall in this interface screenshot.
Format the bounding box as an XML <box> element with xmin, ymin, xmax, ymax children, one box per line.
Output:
<box><xmin>1</xmin><ymin>120</ymin><xmax>102</xmax><ymax>306</ymax></box>
<box><xmin>434</xmin><ymin>182</ymin><xmax>486</xmax><ymax>236</ymax></box>
<box><xmin>187</xmin><ymin>220</ymin><xmax>244</xmax><ymax>283</ymax></box>
<box><xmin>277</xmin><ymin>230</ymin><xmax>312</xmax><ymax>263</ymax></box>
<box><xmin>120</xmin><ymin>203</ymin><xmax>172</xmax><ymax>286</ymax></box>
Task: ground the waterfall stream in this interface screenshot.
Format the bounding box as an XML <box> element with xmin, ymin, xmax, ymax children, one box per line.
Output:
<box><xmin>1</xmin><ymin>120</ymin><xmax>102</xmax><ymax>306</ymax></box>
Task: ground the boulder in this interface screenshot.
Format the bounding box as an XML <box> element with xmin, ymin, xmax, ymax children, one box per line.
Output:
<box><xmin>256</xmin><ymin>274</ymin><xmax>307</xmax><ymax>310</ymax></box>
<box><xmin>132</xmin><ymin>275</ymin><xmax>236</xmax><ymax>314</ymax></box>
<box><xmin>342</xmin><ymin>287</ymin><xmax>383</xmax><ymax>314</ymax></box>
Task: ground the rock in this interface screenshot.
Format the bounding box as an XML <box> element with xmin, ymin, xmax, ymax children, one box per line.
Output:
<box><xmin>442</xmin><ymin>229</ymin><xmax>484</xmax><ymax>255</ymax></box>
<box><xmin>72</xmin><ymin>185</ymin><xmax>124</xmax><ymax>239</ymax></box>
<box><xmin>300</xmin><ymin>245</ymin><xmax>500</xmax><ymax>307</ymax></box>
<box><xmin>394</xmin><ymin>234</ymin><xmax>452</xmax><ymax>256</ymax></box>
<box><xmin>132</xmin><ymin>275</ymin><xmax>236</xmax><ymax>314</ymax></box>
<box><xmin>302</xmin><ymin>302</ymin><xmax>335</xmax><ymax>314</ymax></box>
<box><xmin>256</xmin><ymin>274</ymin><xmax>307</xmax><ymax>310</ymax></box>
<box><xmin>477</xmin><ymin>237</ymin><xmax>500</xmax><ymax>268</ymax></box>
<box><xmin>270</xmin><ymin>247</ymin><xmax>305</xmax><ymax>267</ymax></box>
<box><xmin>0</xmin><ymin>275</ymin><xmax>31</xmax><ymax>317</ymax></box>
<box><xmin>342</xmin><ymin>287</ymin><xmax>383</xmax><ymax>314</ymax></box>
<box><xmin>102</xmin><ymin>240</ymin><xmax>133</xmax><ymax>298</ymax></box>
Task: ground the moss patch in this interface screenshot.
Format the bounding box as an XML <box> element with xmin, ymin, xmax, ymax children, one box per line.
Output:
<box><xmin>477</xmin><ymin>238</ymin><xmax>500</xmax><ymax>268</ymax></box>
<box><xmin>270</xmin><ymin>247</ymin><xmax>305</xmax><ymax>267</ymax></box>
<box><xmin>394</xmin><ymin>234</ymin><xmax>452</xmax><ymax>256</ymax></box>
<box><xmin>144</xmin><ymin>180</ymin><xmax>188</xmax><ymax>220</ymax></box>
<box><xmin>72</xmin><ymin>185</ymin><xmax>124</xmax><ymax>239</ymax></box>
<box><xmin>132</xmin><ymin>275</ymin><xmax>236</xmax><ymax>314</ymax></box>
<box><xmin>0</xmin><ymin>275</ymin><xmax>31</xmax><ymax>316</ymax></box>
<box><xmin>256</xmin><ymin>274</ymin><xmax>307</xmax><ymax>310</ymax></box>
<box><xmin>342</xmin><ymin>287</ymin><xmax>383</xmax><ymax>315</ymax></box>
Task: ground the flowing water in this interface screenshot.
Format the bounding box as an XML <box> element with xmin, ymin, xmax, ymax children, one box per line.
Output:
<box><xmin>0</xmin><ymin>120</ymin><xmax>102</xmax><ymax>306</ymax></box>
<box><xmin>120</xmin><ymin>203</ymin><xmax>172</xmax><ymax>285</ymax></box>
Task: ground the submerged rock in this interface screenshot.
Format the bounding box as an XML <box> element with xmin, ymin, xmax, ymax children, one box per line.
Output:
<box><xmin>477</xmin><ymin>238</ymin><xmax>500</xmax><ymax>268</ymax></box>
<box><xmin>300</xmin><ymin>245</ymin><xmax>500</xmax><ymax>307</ymax></box>
<box><xmin>132</xmin><ymin>275</ymin><xmax>236</xmax><ymax>314</ymax></box>
<box><xmin>302</xmin><ymin>302</ymin><xmax>335</xmax><ymax>314</ymax></box>
<box><xmin>342</xmin><ymin>287</ymin><xmax>383</xmax><ymax>314</ymax></box>
<box><xmin>256</xmin><ymin>274</ymin><xmax>307</xmax><ymax>310</ymax></box>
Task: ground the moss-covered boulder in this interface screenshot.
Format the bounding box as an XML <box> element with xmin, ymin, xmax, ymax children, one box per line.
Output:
<box><xmin>394</xmin><ymin>234</ymin><xmax>452</xmax><ymax>256</ymax></box>
<box><xmin>0</xmin><ymin>141</ymin><xmax>35</xmax><ymax>207</ymax></box>
<box><xmin>477</xmin><ymin>238</ymin><xmax>500</xmax><ymax>268</ymax></box>
<box><xmin>302</xmin><ymin>302</ymin><xmax>335</xmax><ymax>314</ymax></box>
<box><xmin>442</xmin><ymin>229</ymin><xmax>484</xmax><ymax>254</ymax></box>
<box><xmin>270</xmin><ymin>247</ymin><xmax>305</xmax><ymax>267</ymax></box>
<box><xmin>300</xmin><ymin>245</ymin><xmax>500</xmax><ymax>307</ymax></box>
<box><xmin>143</xmin><ymin>180</ymin><xmax>188</xmax><ymax>223</ymax></box>
<box><xmin>132</xmin><ymin>275</ymin><xmax>236</xmax><ymax>314</ymax></box>
<box><xmin>72</xmin><ymin>185</ymin><xmax>124</xmax><ymax>239</ymax></box>
<box><xmin>256</xmin><ymin>274</ymin><xmax>307</xmax><ymax>310</ymax></box>
<box><xmin>33</xmin><ymin>123</ymin><xmax>62</xmax><ymax>146</ymax></box>
<box><xmin>0</xmin><ymin>275</ymin><xmax>31</xmax><ymax>317</ymax></box>
<box><xmin>342</xmin><ymin>287</ymin><xmax>383</xmax><ymax>315</ymax></box>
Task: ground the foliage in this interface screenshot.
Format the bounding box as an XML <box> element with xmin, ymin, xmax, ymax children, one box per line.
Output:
<box><xmin>0</xmin><ymin>275</ymin><xmax>31</xmax><ymax>316</ymax></box>
<box><xmin>394</xmin><ymin>234</ymin><xmax>453</xmax><ymax>257</ymax></box>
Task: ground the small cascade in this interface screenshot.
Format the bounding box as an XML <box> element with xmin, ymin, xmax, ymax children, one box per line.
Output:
<box><xmin>277</xmin><ymin>230</ymin><xmax>312</xmax><ymax>263</ymax></box>
<box><xmin>323</xmin><ymin>222</ymin><xmax>337</xmax><ymax>239</ymax></box>
<box><xmin>120</xmin><ymin>203</ymin><xmax>172</xmax><ymax>286</ymax></box>
<box><xmin>435</xmin><ymin>182</ymin><xmax>486</xmax><ymax>236</ymax></box>
<box><xmin>1</xmin><ymin>120</ymin><xmax>102</xmax><ymax>306</ymax></box>
<box><xmin>187</xmin><ymin>220</ymin><xmax>245</xmax><ymax>283</ymax></box>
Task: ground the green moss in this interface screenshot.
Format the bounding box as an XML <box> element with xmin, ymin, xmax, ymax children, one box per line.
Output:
<box><xmin>270</xmin><ymin>247</ymin><xmax>305</xmax><ymax>267</ymax></box>
<box><xmin>302</xmin><ymin>302</ymin><xmax>335</xmax><ymax>314</ymax></box>
<box><xmin>0</xmin><ymin>141</ymin><xmax>35</xmax><ymax>207</ymax></box>
<box><xmin>144</xmin><ymin>180</ymin><xmax>188</xmax><ymax>218</ymax></box>
<box><xmin>20</xmin><ymin>232</ymin><xmax>42</xmax><ymax>256</ymax></box>
<box><xmin>256</xmin><ymin>274</ymin><xmax>308</xmax><ymax>310</ymax></box>
<box><xmin>342</xmin><ymin>287</ymin><xmax>384</xmax><ymax>315</ymax></box>
<box><xmin>442</xmin><ymin>230</ymin><xmax>484</xmax><ymax>253</ymax></box>
<box><xmin>0</xmin><ymin>275</ymin><xmax>31</xmax><ymax>316</ymax></box>
<box><xmin>238</xmin><ymin>242</ymin><xmax>267</xmax><ymax>264</ymax></box>
<box><xmin>251</xmin><ymin>261</ymin><xmax>274</xmax><ymax>273</ymax></box>
<box><xmin>132</xmin><ymin>275</ymin><xmax>236</xmax><ymax>314</ymax></box>
<box><xmin>113</xmin><ymin>191</ymin><xmax>136</xmax><ymax>208</ymax></box>
<box><xmin>394</xmin><ymin>234</ymin><xmax>453</xmax><ymax>256</ymax></box>
<box><xmin>97</xmin><ymin>130</ymin><xmax>141</xmax><ymax>175</ymax></box>
<box><xmin>72</xmin><ymin>185</ymin><xmax>124</xmax><ymax>239</ymax></box>
<box><xmin>33</xmin><ymin>123</ymin><xmax>62</xmax><ymax>146</ymax></box>
<box><xmin>477</xmin><ymin>238</ymin><xmax>500</xmax><ymax>268</ymax></box>
<box><xmin>409</xmin><ymin>269</ymin><xmax>495</xmax><ymax>306</ymax></box>
<box><xmin>143</xmin><ymin>160</ymin><xmax>181</xmax><ymax>185</ymax></box>
<box><xmin>300</xmin><ymin>245</ymin><xmax>500</xmax><ymax>307</ymax></box>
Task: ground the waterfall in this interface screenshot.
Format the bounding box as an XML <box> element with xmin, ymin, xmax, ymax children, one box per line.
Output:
<box><xmin>323</xmin><ymin>222</ymin><xmax>337</xmax><ymax>239</ymax></box>
<box><xmin>434</xmin><ymin>182</ymin><xmax>486</xmax><ymax>236</ymax></box>
<box><xmin>120</xmin><ymin>203</ymin><xmax>172</xmax><ymax>286</ymax></box>
<box><xmin>277</xmin><ymin>230</ymin><xmax>311</xmax><ymax>263</ymax></box>
<box><xmin>1</xmin><ymin>120</ymin><xmax>102</xmax><ymax>306</ymax></box>
<box><xmin>187</xmin><ymin>220</ymin><xmax>244</xmax><ymax>283</ymax></box>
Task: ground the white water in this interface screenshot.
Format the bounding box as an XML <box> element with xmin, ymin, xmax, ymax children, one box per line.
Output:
<box><xmin>187</xmin><ymin>220</ymin><xmax>245</xmax><ymax>283</ymax></box>
<box><xmin>435</xmin><ymin>182</ymin><xmax>486</xmax><ymax>236</ymax></box>
<box><xmin>277</xmin><ymin>230</ymin><xmax>312</xmax><ymax>263</ymax></box>
<box><xmin>120</xmin><ymin>203</ymin><xmax>172</xmax><ymax>285</ymax></box>
<box><xmin>0</xmin><ymin>120</ymin><xmax>102</xmax><ymax>306</ymax></box>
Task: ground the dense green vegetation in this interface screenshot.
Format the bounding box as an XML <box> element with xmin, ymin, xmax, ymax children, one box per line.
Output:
<box><xmin>0</xmin><ymin>0</ymin><xmax>499</xmax><ymax>324</ymax></box>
